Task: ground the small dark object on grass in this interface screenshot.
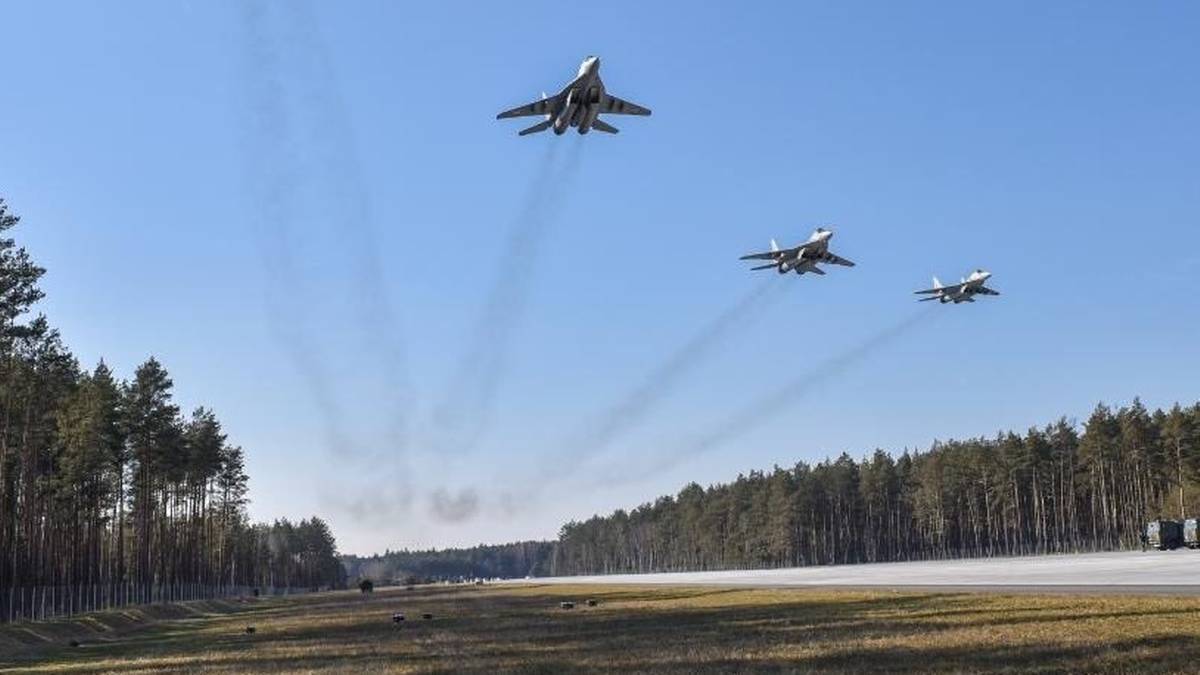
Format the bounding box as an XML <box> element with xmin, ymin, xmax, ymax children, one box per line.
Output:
<box><xmin>586</xmin><ymin>599</ymin><xmax>599</xmax><ymax>607</ymax></box>
<box><xmin>68</xmin><ymin>639</ymin><xmax>81</xmax><ymax>648</ymax></box>
<box><xmin>244</xmin><ymin>626</ymin><xmax>256</xmax><ymax>634</ymax></box>
<box><xmin>422</xmin><ymin>613</ymin><xmax>433</xmax><ymax>620</ymax></box>
<box><xmin>392</xmin><ymin>613</ymin><xmax>405</xmax><ymax>624</ymax></box>
<box><xmin>560</xmin><ymin>601</ymin><xmax>575</xmax><ymax>610</ymax></box>
<box><xmin>359</xmin><ymin>579</ymin><xmax>375</xmax><ymax>594</ymax></box>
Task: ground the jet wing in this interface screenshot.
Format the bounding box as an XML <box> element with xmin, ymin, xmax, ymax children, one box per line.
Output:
<box><xmin>497</xmin><ymin>94</ymin><xmax>561</xmax><ymax>119</ymax></box>
<box><xmin>599</xmin><ymin>93</ymin><xmax>651</xmax><ymax>116</ymax></box>
<box><xmin>914</xmin><ymin>283</ymin><xmax>963</xmax><ymax>295</ymax></box>
<box><xmin>740</xmin><ymin>251</ymin><xmax>781</xmax><ymax>261</ymax></box>
<box><xmin>740</xmin><ymin>248</ymin><xmax>798</xmax><ymax>261</ymax></box>
<box><xmin>821</xmin><ymin>251</ymin><xmax>855</xmax><ymax>267</ymax></box>
<box><xmin>975</xmin><ymin>286</ymin><xmax>1000</xmax><ymax>296</ymax></box>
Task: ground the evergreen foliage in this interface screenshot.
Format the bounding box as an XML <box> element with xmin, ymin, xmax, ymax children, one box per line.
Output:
<box><xmin>348</xmin><ymin>401</ymin><xmax>1199</xmax><ymax>580</ymax></box>
<box><xmin>0</xmin><ymin>199</ymin><xmax>345</xmax><ymax>622</ymax></box>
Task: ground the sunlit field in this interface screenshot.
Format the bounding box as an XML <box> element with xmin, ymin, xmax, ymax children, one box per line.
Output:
<box><xmin>5</xmin><ymin>584</ymin><xmax>1200</xmax><ymax>673</ymax></box>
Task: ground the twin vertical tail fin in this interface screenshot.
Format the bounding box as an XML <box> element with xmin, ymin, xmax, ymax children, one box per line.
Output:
<box><xmin>932</xmin><ymin>276</ymin><xmax>942</xmax><ymax>290</ymax></box>
<box><xmin>770</xmin><ymin>238</ymin><xmax>780</xmax><ymax>253</ymax></box>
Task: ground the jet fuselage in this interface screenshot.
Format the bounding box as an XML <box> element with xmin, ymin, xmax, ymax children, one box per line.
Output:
<box><xmin>936</xmin><ymin>271</ymin><xmax>992</xmax><ymax>302</ymax></box>
<box><xmin>776</xmin><ymin>230</ymin><xmax>833</xmax><ymax>274</ymax></box>
<box><xmin>553</xmin><ymin>57</ymin><xmax>603</xmax><ymax>135</ymax></box>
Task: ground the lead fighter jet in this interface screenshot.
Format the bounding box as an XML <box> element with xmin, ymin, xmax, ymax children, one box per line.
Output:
<box><xmin>739</xmin><ymin>228</ymin><xmax>855</xmax><ymax>276</ymax></box>
<box><xmin>496</xmin><ymin>56</ymin><xmax>651</xmax><ymax>136</ymax></box>
<box><xmin>914</xmin><ymin>270</ymin><xmax>1000</xmax><ymax>303</ymax></box>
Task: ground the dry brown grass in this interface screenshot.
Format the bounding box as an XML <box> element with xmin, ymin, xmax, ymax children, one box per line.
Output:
<box><xmin>4</xmin><ymin>583</ymin><xmax>1200</xmax><ymax>673</ymax></box>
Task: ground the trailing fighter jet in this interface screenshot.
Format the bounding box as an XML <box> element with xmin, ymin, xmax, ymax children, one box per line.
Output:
<box><xmin>496</xmin><ymin>56</ymin><xmax>651</xmax><ymax>136</ymax></box>
<box><xmin>914</xmin><ymin>270</ymin><xmax>1000</xmax><ymax>303</ymax></box>
<box><xmin>739</xmin><ymin>228</ymin><xmax>855</xmax><ymax>276</ymax></box>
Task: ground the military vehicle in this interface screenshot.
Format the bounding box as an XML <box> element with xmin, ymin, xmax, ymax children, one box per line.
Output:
<box><xmin>1146</xmin><ymin>519</ymin><xmax>1183</xmax><ymax>550</ymax></box>
<box><xmin>1184</xmin><ymin>519</ymin><xmax>1200</xmax><ymax>548</ymax></box>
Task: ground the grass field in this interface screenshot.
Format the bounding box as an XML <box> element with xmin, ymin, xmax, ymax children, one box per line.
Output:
<box><xmin>5</xmin><ymin>583</ymin><xmax>1200</xmax><ymax>673</ymax></box>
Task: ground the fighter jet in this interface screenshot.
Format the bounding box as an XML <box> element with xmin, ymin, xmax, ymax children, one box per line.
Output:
<box><xmin>914</xmin><ymin>270</ymin><xmax>1000</xmax><ymax>303</ymax></box>
<box><xmin>496</xmin><ymin>56</ymin><xmax>651</xmax><ymax>136</ymax></box>
<box><xmin>739</xmin><ymin>228</ymin><xmax>855</xmax><ymax>276</ymax></box>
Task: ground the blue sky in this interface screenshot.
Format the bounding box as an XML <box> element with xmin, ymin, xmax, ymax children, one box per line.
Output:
<box><xmin>2</xmin><ymin>1</ymin><xmax>1197</xmax><ymax>554</ymax></box>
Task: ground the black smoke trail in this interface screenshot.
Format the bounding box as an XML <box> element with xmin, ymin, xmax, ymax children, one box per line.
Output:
<box><xmin>319</xmin><ymin>474</ymin><xmax>416</xmax><ymax>526</ymax></box>
<box><xmin>434</xmin><ymin>136</ymin><xmax>585</xmax><ymax>457</ymax></box>
<box><xmin>239</xmin><ymin>0</ymin><xmax>354</xmax><ymax>457</ymax></box>
<box><xmin>429</xmin><ymin>487</ymin><xmax>481</xmax><ymax>523</ymax></box>
<box><xmin>281</xmin><ymin>0</ymin><xmax>411</xmax><ymax>464</ymax></box>
<box><xmin>538</xmin><ymin>277</ymin><xmax>787</xmax><ymax>482</ymax></box>
<box><xmin>606</xmin><ymin>308</ymin><xmax>938</xmax><ymax>482</ymax></box>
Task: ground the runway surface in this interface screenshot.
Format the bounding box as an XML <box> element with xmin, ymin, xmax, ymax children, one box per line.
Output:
<box><xmin>520</xmin><ymin>550</ymin><xmax>1200</xmax><ymax>594</ymax></box>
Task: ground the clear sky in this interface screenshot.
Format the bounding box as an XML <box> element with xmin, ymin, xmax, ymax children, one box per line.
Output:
<box><xmin>2</xmin><ymin>1</ymin><xmax>1197</xmax><ymax>554</ymax></box>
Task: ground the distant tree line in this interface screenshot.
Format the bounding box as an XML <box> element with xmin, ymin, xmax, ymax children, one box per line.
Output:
<box><xmin>552</xmin><ymin>400</ymin><xmax>1200</xmax><ymax>575</ymax></box>
<box><xmin>348</xmin><ymin>399</ymin><xmax>1199</xmax><ymax>581</ymax></box>
<box><xmin>342</xmin><ymin>541</ymin><xmax>554</xmax><ymax>584</ymax></box>
<box><xmin>0</xmin><ymin>199</ymin><xmax>345</xmax><ymax>622</ymax></box>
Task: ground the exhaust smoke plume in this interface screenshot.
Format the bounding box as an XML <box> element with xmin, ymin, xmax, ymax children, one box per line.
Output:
<box><xmin>540</xmin><ymin>277</ymin><xmax>786</xmax><ymax>481</ymax></box>
<box><xmin>434</xmin><ymin>137</ymin><xmax>585</xmax><ymax>457</ymax></box>
<box><xmin>241</xmin><ymin>1</ymin><xmax>410</xmax><ymax>489</ymax></box>
<box><xmin>320</xmin><ymin>475</ymin><xmax>416</xmax><ymax>526</ymax></box>
<box><xmin>608</xmin><ymin>308</ymin><xmax>938</xmax><ymax>482</ymax></box>
<box><xmin>240</xmin><ymin>0</ymin><xmax>355</xmax><ymax>457</ymax></box>
<box><xmin>282</xmin><ymin>0</ymin><xmax>410</xmax><ymax>453</ymax></box>
<box><xmin>429</xmin><ymin>487</ymin><xmax>482</xmax><ymax>523</ymax></box>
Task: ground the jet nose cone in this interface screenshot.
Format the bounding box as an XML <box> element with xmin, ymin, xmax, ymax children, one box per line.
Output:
<box><xmin>578</xmin><ymin>56</ymin><xmax>600</xmax><ymax>78</ymax></box>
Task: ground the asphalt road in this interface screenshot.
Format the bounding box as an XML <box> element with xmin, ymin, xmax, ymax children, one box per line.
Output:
<box><xmin>519</xmin><ymin>550</ymin><xmax>1200</xmax><ymax>594</ymax></box>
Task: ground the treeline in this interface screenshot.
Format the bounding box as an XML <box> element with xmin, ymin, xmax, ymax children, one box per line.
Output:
<box><xmin>553</xmin><ymin>400</ymin><xmax>1200</xmax><ymax>575</ymax></box>
<box><xmin>235</xmin><ymin>518</ymin><xmax>347</xmax><ymax>592</ymax></box>
<box><xmin>349</xmin><ymin>401</ymin><xmax>1199</xmax><ymax>582</ymax></box>
<box><xmin>343</xmin><ymin>541</ymin><xmax>554</xmax><ymax>584</ymax></box>
<box><xmin>0</xmin><ymin>199</ymin><xmax>344</xmax><ymax>622</ymax></box>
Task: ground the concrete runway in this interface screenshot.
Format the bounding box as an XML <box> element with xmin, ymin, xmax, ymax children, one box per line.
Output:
<box><xmin>521</xmin><ymin>550</ymin><xmax>1200</xmax><ymax>594</ymax></box>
